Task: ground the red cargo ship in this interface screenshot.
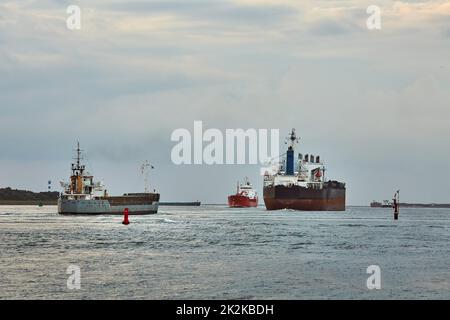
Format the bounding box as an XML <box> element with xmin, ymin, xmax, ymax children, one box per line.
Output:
<box><xmin>228</xmin><ymin>178</ymin><xmax>258</xmax><ymax>208</ymax></box>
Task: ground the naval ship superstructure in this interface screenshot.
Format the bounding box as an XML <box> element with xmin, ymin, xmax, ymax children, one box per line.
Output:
<box><xmin>58</xmin><ymin>143</ymin><xmax>159</xmax><ymax>215</ymax></box>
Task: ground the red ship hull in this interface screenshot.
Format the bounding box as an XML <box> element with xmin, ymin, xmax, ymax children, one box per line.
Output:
<box><xmin>228</xmin><ymin>195</ymin><xmax>258</xmax><ymax>208</ymax></box>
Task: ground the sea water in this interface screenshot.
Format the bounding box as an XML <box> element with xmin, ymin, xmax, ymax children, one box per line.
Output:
<box><xmin>0</xmin><ymin>205</ymin><xmax>448</xmax><ymax>299</ymax></box>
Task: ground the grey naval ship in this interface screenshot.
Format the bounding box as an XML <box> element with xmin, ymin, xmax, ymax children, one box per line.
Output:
<box><xmin>58</xmin><ymin>143</ymin><xmax>159</xmax><ymax>215</ymax></box>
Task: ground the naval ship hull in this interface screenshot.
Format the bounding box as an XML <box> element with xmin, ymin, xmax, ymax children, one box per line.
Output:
<box><xmin>58</xmin><ymin>194</ymin><xmax>159</xmax><ymax>215</ymax></box>
<box><xmin>263</xmin><ymin>183</ymin><xmax>345</xmax><ymax>211</ymax></box>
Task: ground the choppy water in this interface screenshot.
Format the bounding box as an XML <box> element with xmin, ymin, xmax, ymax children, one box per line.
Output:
<box><xmin>0</xmin><ymin>205</ymin><xmax>449</xmax><ymax>299</ymax></box>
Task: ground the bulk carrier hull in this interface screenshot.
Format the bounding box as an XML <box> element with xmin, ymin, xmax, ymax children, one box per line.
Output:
<box><xmin>263</xmin><ymin>182</ymin><xmax>345</xmax><ymax>211</ymax></box>
<box><xmin>58</xmin><ymin>193</ymin><xmax>159</xmax><ymax>215</ymax></box>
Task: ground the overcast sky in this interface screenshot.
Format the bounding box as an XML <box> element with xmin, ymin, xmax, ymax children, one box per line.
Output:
<box><xmin>1</xmin><ymin>0</ymin><xmax>449</xmax><ymax>205</ymax></box>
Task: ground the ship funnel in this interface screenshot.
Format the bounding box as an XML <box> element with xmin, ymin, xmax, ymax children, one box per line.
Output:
<box><xmin>304</xmin><ymin>154</ymin><xmax>309</xmax><ymax>162</ymax></box>
<box><xmin>286</xmin><ymin>147</ymin><xmax>294</xmax><ymax>175</ymax></box>
<box><xmin>298</xmin><ymin>153</ymin><xmax>302</xmax><ymax>160</ymax></box>
<box><xmin>310</xmin><ymin>155</ymin><xmax>314</xmax><ymax>163</ymax></box>
<box><xmin>316</xmin><ymin>156</ymin><xmax>320</xmax><ymax>163</ymax></box>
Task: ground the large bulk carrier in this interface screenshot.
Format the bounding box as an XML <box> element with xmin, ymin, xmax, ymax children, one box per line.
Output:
<box><xmin>58</xmin><ymin>143</ymin><xmax>159</xmax><ymax>215</ymax></box>
<box><xmin>263</xmin><ymin>129</ymin><xmax>346</xmax><ymax>211</ymax></box>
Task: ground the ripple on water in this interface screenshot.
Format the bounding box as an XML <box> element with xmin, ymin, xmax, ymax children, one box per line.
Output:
<box><xmin>0</xmin><ymin>206</ymin><xmax>449</xmax><ymax>299</ymax></box>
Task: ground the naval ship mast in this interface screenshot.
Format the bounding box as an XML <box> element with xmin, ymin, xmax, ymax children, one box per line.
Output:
<box><xmin>68</xmin><ymin>142</ymin><xmax>95</xmax><ymax>195</ymax></box>
<box><xmin>71</xmin><ymin>142</ymin><xmax>85</xmax><ymax>176</ymax></box>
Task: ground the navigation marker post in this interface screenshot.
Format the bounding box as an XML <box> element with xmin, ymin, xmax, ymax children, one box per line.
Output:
<box><xmin>393</xmin><ymin>190</ymin><xmax>400</xmax><ymax>220</ymax></box>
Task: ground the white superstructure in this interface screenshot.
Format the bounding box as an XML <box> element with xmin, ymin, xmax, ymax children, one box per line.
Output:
<box><xmin>263</xmin><ymin>130</ymin><xmax>326</xmax><ymax>189</ymax></box>
<box><xmin>236</xmin><ymin>178</ymin><xmax>258</xmax><ymax>200</ymax></box>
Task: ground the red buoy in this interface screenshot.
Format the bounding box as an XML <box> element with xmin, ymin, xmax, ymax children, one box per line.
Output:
<box><xmin>122</xmin><ymin>208</ymin><xmax>130</xmax><ymax>225</ymax></box>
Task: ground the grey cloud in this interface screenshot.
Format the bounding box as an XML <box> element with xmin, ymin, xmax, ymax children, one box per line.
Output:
<box><xmin>1</xmin><ymin>1</ymin><xmax>450</xmax><ymax>204</ymax></box>
<box><xmin>444</xmin><ymin>28</ymin><xmax>450</xmax><ymax>38</ymax></box>
<box><xmin>104</xmin><ymin>0</ymin><xmax>296</xmax><ymax>26</ymax></box>
<box><xmin>307</xmin><ymin>8</ymin><xmax>366</xmax><ymax>37</ymax></box>
<box><xmin>308</xmin><ymin>20</ymin><xmax>354</xmax><ymax>36</ymax></box>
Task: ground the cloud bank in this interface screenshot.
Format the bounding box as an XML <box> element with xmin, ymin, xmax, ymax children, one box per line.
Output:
<box><xmin>1</xmin><ymin>0</ymin><xmax>449</xmax><ymax>204</ymax></box>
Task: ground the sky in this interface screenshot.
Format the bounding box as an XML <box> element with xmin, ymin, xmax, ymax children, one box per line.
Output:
<box><xmin>0</xmin><ymin>0</ymin><xmax>449</xmax><ymax>205</ymax></box>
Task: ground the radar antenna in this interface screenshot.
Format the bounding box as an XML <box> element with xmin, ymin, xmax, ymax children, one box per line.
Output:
<box><xmin>71</xmin><ymin>141</ymin><xmax>85</xmax><ymax>175</ymax></box>
<box><xmin>74</xmin><ymin>142</ymin><xmax>83</xmax><ymax>166</ymax></box>
<box><xmin>285</xmin><ymin>129</ymin><xmax>300</xmax><ymax>149</ymax></box>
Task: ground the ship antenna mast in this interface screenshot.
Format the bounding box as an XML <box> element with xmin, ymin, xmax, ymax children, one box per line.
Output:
<box><xmin>141</xmin><ymin>160</ymin><xmax>154</xmax><ymax>193</ymax></box>
<box><xmin>76</xmin><ymin>142</ymin><xmax>81</xmax><ymax>167</ymax></box>
<box><xmin>285</xmin><ymin>128</ymin><xmax>300</xmax><ymax>149</ymax></box>
<box><xmin>72</xmin><ymin>141</ymin><xmax>84</xmax><ymax>175</ymax></box>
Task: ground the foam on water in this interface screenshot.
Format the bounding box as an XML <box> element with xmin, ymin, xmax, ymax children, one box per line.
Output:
<box><xmin>0</xmin><ymin>205</ymin><xmax>449</xmax><ymax>299</ymax></box>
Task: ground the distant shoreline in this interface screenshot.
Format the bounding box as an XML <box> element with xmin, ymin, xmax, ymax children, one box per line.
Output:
<box><xmin>0</xmin><ymin>187</ymin><xmax>58</xmax><ymax>206</ymax></box>
<box><xmin>159</xmin><ymin>201</ymin><xmax>201</xmax><ymax>206</ymax></box>
<box><xmin>0</xmin><ymin>200</ymin><xmax>57</xmax><ymax>205</ymax></box>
